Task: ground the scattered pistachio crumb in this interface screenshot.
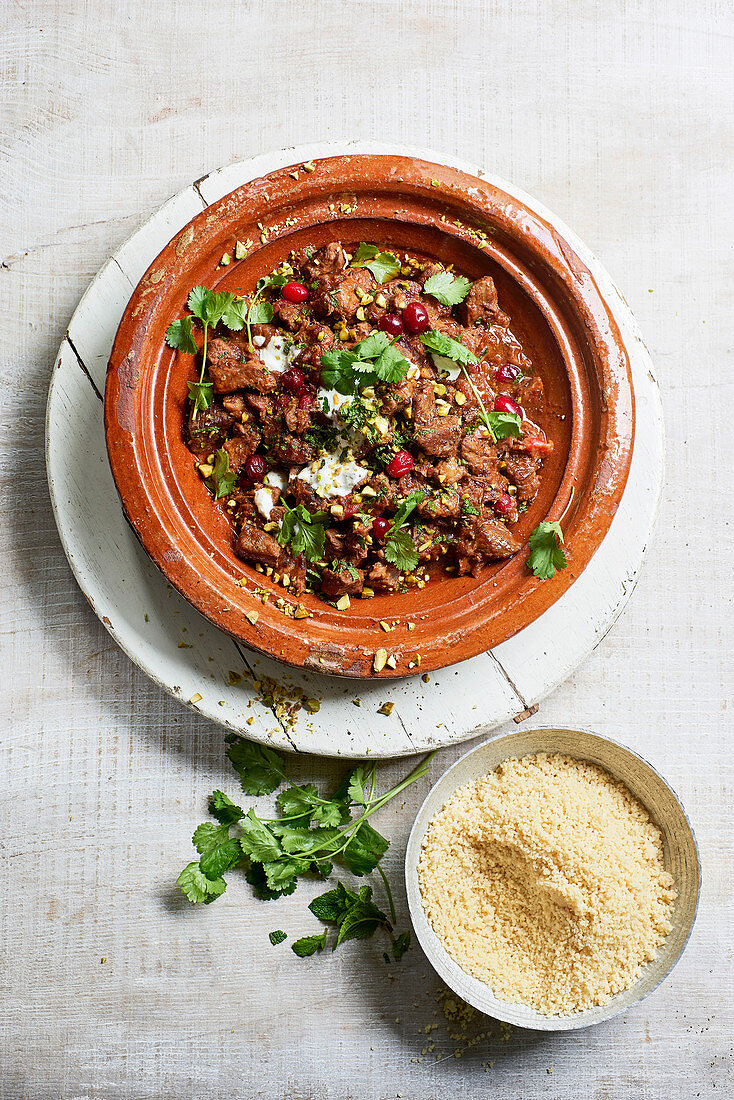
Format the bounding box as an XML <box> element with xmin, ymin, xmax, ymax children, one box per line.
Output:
<box><xmin>373</xmin><ymin>648</ymin><xmax>388</xmax><ymax>673</ymax></box>
<box><xmin>189</xmin><ymin>693</ymin><xmax>202</xmax><ymax>704</ymax></box>
<box><xmin>245</xmin><ymin>610</ymin><xmax>259</xmax><ymax>625</ymax></box>
<box><xmin>378</xmin><ymin>701</ymin><xmax>394</xmax><ymax>716</ymax></box>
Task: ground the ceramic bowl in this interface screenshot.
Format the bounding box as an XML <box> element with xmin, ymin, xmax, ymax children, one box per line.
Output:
<box><xmin>105</xmin><ymin>154</ymin><xmax>635</xmax><ymax>677</ymax></box>
<box><xmin>405</xmin><ymin>727</ymin><xmax>700</xmax><ymax>1031</ymax></box>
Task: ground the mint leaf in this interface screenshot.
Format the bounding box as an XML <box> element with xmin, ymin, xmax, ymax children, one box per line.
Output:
<box><xmin>165</xmin><ymin>316</ymin><xmax>198</xmax><ymax>354</ymax></box>
<box><xmin>423</xmin><ymin>271</ymin><xmax>472</xmax><ymax>306</ymax></box>
<box><xmin>334</xmin><ymin>885</ymin><xmax>389</xmax><ymax>947</ymax></box>
<box><xmin>342</xmin><ymin>821</ymin><xmax>389</xmax><ymax>877</ymax></box>
<box><xmin>527</xmin><ymin>520</ymin><xmax>567</xmax><ymax>580</ymax></box>
<box><xmin>177</xmin><ymin>862</ymin><xmax>226</xmax><ymax>903</ymax></box>
<box><xmin>291</xmin><ymin>931</ymin><xmax>327</xmax><ymax>957</ymax></box>
<box><xmin>308</xmin><ymin>883</ymin><xmax>357</xmax><ymax>924</ymax></box>
<box><xmin>392</xmin><ymin>931</ymin><xmax>411</xmax><ymax>959</ymax></box>
<box><xmin>269</xmin><ymin>929</ymin><xmax>287</xmax><ymax>945</ymax></box>
<box><xmin>420</xmin><ymin>329</ymin><xmax>478</xmax><ymax>365</ymax></box>
<box><xmin>225</xmin><ymin>736</ymin><xmax>285</xmax><ymax>795</ymax></box>
<box><xmin>206</xmin><ymin>447</ymin><xmax>237</xmax><ymax>500</ymax></box>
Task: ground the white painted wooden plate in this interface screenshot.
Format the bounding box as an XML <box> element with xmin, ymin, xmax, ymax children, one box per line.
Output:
<box><xmin>45</xmin><ymin>141</ymin><xmax>664</xmax><ymax>759</ymax></box>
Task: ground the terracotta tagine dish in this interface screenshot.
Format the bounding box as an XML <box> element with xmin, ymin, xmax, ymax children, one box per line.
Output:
<box><xmin>105</xmin><ymin>154</ymin><xmax>634</xmax><ymax>678</ymax></box>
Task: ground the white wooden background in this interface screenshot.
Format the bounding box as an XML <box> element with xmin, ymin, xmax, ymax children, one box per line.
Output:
<box><xmin>1</xmin><ymin>2</ymin><xmax>732</xmax><ymax>1098</ymax></box>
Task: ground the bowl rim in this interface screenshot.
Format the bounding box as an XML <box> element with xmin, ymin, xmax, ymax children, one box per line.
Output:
<box><xmin>404</xmin><ymin>725</ymin><xmax>701</xmax><ymax>1031</ymax></box>
<box><xmin>104</xmin><ymin>152</ymin><xmax>636</xmax><ymax>679</ymax></box>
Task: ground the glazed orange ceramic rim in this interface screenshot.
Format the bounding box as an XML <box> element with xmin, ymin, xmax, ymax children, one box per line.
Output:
<box><xmin>105</xmin><ymin>154</ymin><xmax>635</xmax><ymax>678</ymax></box>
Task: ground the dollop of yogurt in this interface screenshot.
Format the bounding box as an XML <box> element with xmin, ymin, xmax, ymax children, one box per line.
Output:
<box><xmin>430</xmin><ymin>352</ymin><xmax>461</xmax><ymax>382</ymax></box>
<box><xmin>295</xmin><ymin>450</ymin><xmax>370</xmax><ymax>499</ymax></box>
<box><xmin>259</xmin><ymin>335</ymin><xmax>299</xmax><ymax>374</ymax></box>
<box><xmin>317</xmin><ymin>386</ymin><xmax>352</xmax><ymax>423</ymax></box>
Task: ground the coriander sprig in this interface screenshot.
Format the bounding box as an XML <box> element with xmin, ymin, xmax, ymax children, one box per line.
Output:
<box><xmin>177</xmin><ymin>737</ymin><xmax>437</xmax><ymax>959</ymax></box>
<box><xmin>383</xmin><ymin>489</ymin><xmax>427</xmax><ymax>572</ymax></box>
<box><xmin>459</xmin><ymin>364</ymin><xmax>522</xmax><ymax>442</ymax></box>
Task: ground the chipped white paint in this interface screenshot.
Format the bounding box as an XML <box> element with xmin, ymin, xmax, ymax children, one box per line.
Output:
<box><xmin>46</xmin><ymin>142</ymin><xmax>663</xmax><ymax>759</ymax></box>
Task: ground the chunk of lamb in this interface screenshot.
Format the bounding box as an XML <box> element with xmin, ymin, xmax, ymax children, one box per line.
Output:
<box><xmin>320</xmin><ymin>564</ymin><xmax>364</xmax><ymax>597</ymax></box>
<box><xmin>268</xmin><ymin>433</ymin><xmax>315</xmax><ymax>467</ymax></box>
<box><xmin>455</xmin><ymin>517</ymin><xmax>520</xmax><ymax>574</ymax></box>
<box><xmin>503</xmin><ymin>453</ymin><xmax>540</xmax><ymax>501</ymax></box>
<box><xmin>367</xmin><ymin>561</ymin><xmax>402</xmax><ymax>592</ymax></box>
<box><xmin>414</xmin><ymin>416</ymin><xmax>462</xmax><ymax>458</ymax></box>
<box><xmin>184</xmin><ymin>402</ymin><xmax>234</xmax><ymax>456</ymax></box>
<box><xmin>207</xmin><ymin>338</ymin><xmax>277</xmax><ymax>394</ymax></box>
<box><xmin>315</xmin><ymin>267</ymin><xmax>374</xmax><ymax>322</ymax></box>
<box><xmin>302</xmin><ymin>242</ymin><xmax>347</xmax><ymax>280</ymax></box>
<box><xmin>235</xmin><ymin>521</ymin><xmax>282</xmax><ymax>568</ymax></box>
<box><xmin>460</xmin><ymin>276</ymin><xmax>509</xmax><ymax>327</ymax></box>
<box><xmin>273</xmin><ymin>300</ymin><xmax>307</xmax><ymax>332</ymax></box>
<box><xmin>223</xmin><ymin>427</ymin><xmax>261</xmax><ymax>474</ymax></box>
<box><xmin>460</xmin><ymin>432</ymin><xmax>502</xmax><ymax>478</ymax></box>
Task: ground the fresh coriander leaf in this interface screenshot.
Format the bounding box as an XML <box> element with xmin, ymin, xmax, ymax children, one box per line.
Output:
<box><xmin>192</xmin><ymin>821</ymin><xmax>231</xmax><ymax>856</ymax></box>
<box><xmin>225</xmin><ymin>736</ymin><xmax>285</xmax><ymax>795</ymax></box>
<box><xmin>262</xmin><ymin>855</ymin><xmax>312</xmax><ymax>893</ymax></box>
<box><xmin>245</xmin><ymin>862</ymin><xmax>297</xmax><ymax>901</ymax></box>
<box><xmin>527</xmin><ymin>520</ymin><xmax>567</xmax><ymax>580</ymax></box>
<box><xmin>351</xmin><ymin>242</ymin><xmax>379</xmax><ymax>263</ymax></box>
<box><xmin>291</xmin><ymin>931</ymin><xmax>327</xmax><ymax>957</ymax></box>
<box><xmin>206</xmin><ymin>448</ymin><xmax>237</xmax><ymax>500</ymax></box>
<box><xmin>200</xmin><ymin>839</ymin><xmax>242</xmax><ymax>880</ymax></box>
<box><xmin>275</xmin><ymin>825</ymin><xmax>343</xmax><ymax>858</ymax></box>
<box><xmin>346</xmin><ymin>768</ymin><xmax>370</xmax><ymax>806</ymax></box>
<box><xmin>238</xmin><ymin>809</ymin><xmax>284</xmax><ymax>863</ymax></box>
<box><xmin>423</xmin><ymin>271</ymin><xmax>472</xmax><ymax>306</ymax></box>
<box><xmin>384</xmin><ymin>528</ymin><xmax>419</xmax><ymax>572</ymax></box>
<box><xmin>310</xmin><ymin>859</ymin><xmax>333</xmax><ymax>878</ymax></box>
<box><xmin>311</xmin><ymin>801</ymin><xmax>351</xmax><ymax>827</ymax></box>
<box><xmin>373</xmin><ymin>342</ymin><xmax>411</xmax><ymax>384</ymax></box>
<box><xmin>419</xmin><ymin>329</ymin><xmax>478</xmax><ymax>366</ymax></box>
<box><xmin>208</xmin><ymin>790</ymin><xmax>245</xmax><ymax>826</ymax></box>
<box><xmin>248</xmin><ymin>300</ymin><xmax>274</xmax><ymax>325</ymax></box>
<box><xmin>275</xmin><ymin>783</ymin><xmax>322</xmax><ymax>820</ymax></box>
<box><xmin>187</xmin><ymin>380</ymin><xmax>214</xmax><ymax>414</ymax></box>
<box><xmin>269</xmin><ymin>929</ymin><xmax>287</xmax><ymax>945</ymax></box>
<box><xmin>353</xmin><ymin>331</ymin><xmax>390</xmax><ymax>359</ymax></box>
<box><xmin>342</xmin><ymin>821</ymin><xmax>389</xmax><ymax>877</ymax></box>
<box><xmin>165</xmin><ymin>316</ymin><xmax>198</xmax><ymax>354</ymax></box>
<box><xmin>483</xmin><ymin>410</ymin><xmax>522</xmax><ymax>441</ymax></box>
<box><xmin>187</xmin><ymin>286</ymin><xmax>233</xmax><ymax>327</ymax></box>
<box><xmin>392</xmin><ymin>931</ymin><xmax>411</xmax><ymax>959</ymax></box>
<box><xmin>221</xmin><ymin>297</ymin><xmax>248</xmax><ymax>331</ymax></box>
<box><xmin>177</xmin><ymin>862</ymin><xmax>227</xmax><ymax>904</ymax></box>
<box><xmin>277</xmin><ymin>503</ymin><xmax>326</xmax><ymax>562</ymax></box>
<box><xmin>255</xmin><ymin>272</ymin><xmax>289</xmax><ymax>294</ymax></box>
<box><xmin>391</xmin><ymin>489</ymin><xmax>427</xmax><ymax>530</ymax></box>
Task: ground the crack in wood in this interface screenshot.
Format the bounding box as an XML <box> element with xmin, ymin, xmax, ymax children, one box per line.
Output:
<box><xmin>487</xmin><ymin>650</ymin><xmax>528</xmax><ymax>709</ymax></box>
<box><xmin>65</xmin><ymin>334</ymin><xmax>103</xmax><ymax>402</ymax></box>
<box><xmin>230</xmin><ymin>638</ymin><xmax>299</xmax><ymax>751</ymax></box>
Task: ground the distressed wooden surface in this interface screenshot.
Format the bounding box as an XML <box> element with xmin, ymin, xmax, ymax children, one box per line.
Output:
<box><xmin>1</xmin><ymin>2</ymin><xmax>732</xmax><ymax>1098</ymax></box>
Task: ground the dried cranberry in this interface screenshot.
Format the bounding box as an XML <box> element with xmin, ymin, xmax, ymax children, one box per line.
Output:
<box><xmin>342</xmin><ymin>500</ymin><xmax>359</xmax><ymax>519</ymax></box>
<box><xmin>493</xmin><ymin>394</ymin><xmax>522</xmax><ymax>416</ymax></box>
<box><xmin>493</xmin><ymin>492</ymin><xmax>514</xmax><ymax>516</ymax></box>
<box><xmin>496</xmin><ymin>363</ymin><xmax>522</xmax><ymax>384</ymax></box>
<box><xmin>244</xmin><ymin>454</ymin><xmax>266</xmax><ymax>481</ymax></box>
<box><xmin>281</xmin><ymin>367</ymin><xmax>306</xmax><ymax>394</ymax></box>
<box><xmin>377</xmin><ymin>312</ymin><xmax>404</xmax><ymax>337</ymax></box>
<box><xmin>402</xmin><ymin>301</ymin><xmax>429</xmax><ymax>334</ymax></box>
<box><xmin>371</xmin><ymin>517</ymin><xmax>390</xmax><ymax>540</ymax></box>
<box><xmin>282</xmin><ymin>281</ymin><xmax>308</xmax><ymax>304</ymax></box>
<box><xmin>385</xmin><ymin>450</ymin><xmax>414</xmax><ymax>478</ymax></box>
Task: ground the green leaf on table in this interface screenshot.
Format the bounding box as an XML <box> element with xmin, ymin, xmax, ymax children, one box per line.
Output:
<box><xmin>238</xmin><ymin>809</ymin><xmax>284</xmax><ymax>863</ymax></box>
<box><xmin>208</xmin><ymin>790</ymin><xmax>245</xmax><ymax>826</ymax></box>
<box><xmin>342</xmin><ymin>821</ymin><xmax>389</xmax><ymax>877</ymax></box>
<box><xmin>226</xmin><ymin>736</ymin><xmax>285</xmax><ymax>795</ymax></box>
<box><xmin>269</xmin><ymin>929</ymin><xmax>287</xmax><ymax>945</ymax></box>
<box><xmin>177</xmin><ymin>862</ymin><xmax>227</xmax><ymax>904</ymax></box>
<box><xmin>291</xmin><ymin>930</ymin><xmax>328</xmax><ymax>957</ymax></box>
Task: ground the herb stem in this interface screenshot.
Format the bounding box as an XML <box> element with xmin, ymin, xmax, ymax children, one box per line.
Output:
<box><xmin>376</xmin><ymin>863</ymin><xmax>397</xmax><ymax>926</ymax></box>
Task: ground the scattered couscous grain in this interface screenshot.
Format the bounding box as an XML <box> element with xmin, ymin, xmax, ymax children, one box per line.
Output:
<box><xmin>417</xmin><ymin>753</ymin><xmax>677</xmax><ymax>1016</ymax></box>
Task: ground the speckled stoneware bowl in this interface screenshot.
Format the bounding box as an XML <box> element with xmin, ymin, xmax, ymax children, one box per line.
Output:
<box><xmin>405</xmin><ymin>727</ymin><xmax>700</xmax><ymax>1031</ymax></box>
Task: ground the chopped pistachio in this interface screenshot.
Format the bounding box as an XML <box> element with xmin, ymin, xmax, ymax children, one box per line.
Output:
<box><xmin>189</xmin><ymin>693</ymin><xmax>203</xmax><ymax>704</ymax></box>
<box><xmin>234</xmin><ymin>241</ymin><xmax>247</xmax><ymax>259</ymax></box>
<box><xmin>304</xmin><ymin>698</ymin><xmax>321</xmax><ymax>714</ymax></box>
<box><xmin>335</xmin><ymin>594</ymin><xmax>351</xmax><ymax>611</ymax></box>
<box><xmin>245</xmin><ymin>610</ymin><xmax>259</xmax><ymax>625</ymax></box>
<box><xmin>454</xmin><ymin>391</ymin><xmax>467</xmax><ymax>405</ymax></box>
<box><xmin>385</xmin><ymin>654</ymin><xmax>398</xmax><ymax>670</ymax></box>
<box><xmin>361</xmin><ymin>586</ymin><xmax>375</xmax><ymax>598</ymax></box>
<box><xmin>197</xmin><ymin>463</ymin><xmax>213</xmax><ymax>479</ymax></box>
<box><xmin>302</xmin><ymin>160</ymin><xmax>315</xmax><ymax>172</ymax></box>
<box><xmin>378</xmin><ymin>701</ymin><xmax>395</xmax><ymax>716</ymax></box>
<box><xmin>373</xmin><ymin>648</ymin><xmax>388</xmax><ymax>673</ymax></box>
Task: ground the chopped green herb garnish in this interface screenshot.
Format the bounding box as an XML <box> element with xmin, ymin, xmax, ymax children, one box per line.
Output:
<box><xmin>269</xmin><ymin>929</ymin><xmax>287</xmax><ymax>945</ymax></box>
